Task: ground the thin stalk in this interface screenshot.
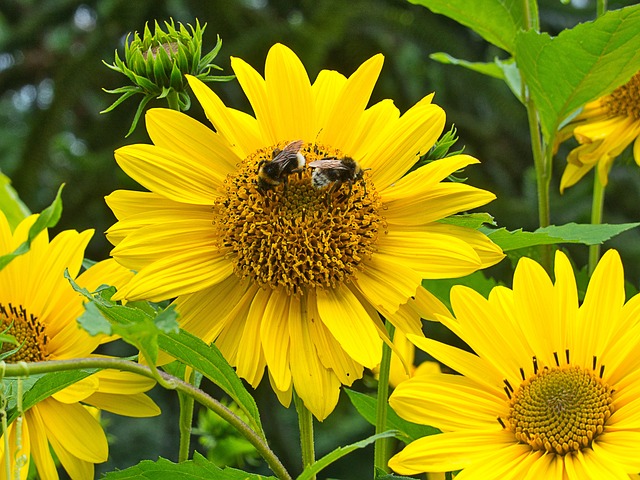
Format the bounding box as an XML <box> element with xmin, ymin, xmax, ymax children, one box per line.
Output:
<box><xmin>597</xmin><ymin>0</ymin><xmax>608</xmax><ymax>17</ymax></box>
<box><xmin>294</xmin><ymin>392</ymin><xmax>315</xmax><ymax>478</ymax></box>
<box><xmin>525</xmin><ymin>98</ymin><xmax>553</xmax><ymax>271</ymax></box>
<box><xmin>588</xmin><ymin>0</ymin><xmax>607</xmax><ymax>275</ymax></box>
<box><xmin>177</xmin><ymin>369</ymin><xmax>196</xmax><ymax>462</ymax></box>
<box><xmin>166</xmin><ymin>90</ymin><xmax>181</xmax><ymax>111</ymax></box>
<box><xmin>589</xmin><ymin>174</ymin><xmax>606</xmax><ymax>275</ymax></box>
<box><xmin>374</xmin><ymin>321</ymin><xmax>395</xmax><ymax>474</ymax></box>
<box><xmin>2</xmin><ymin>359</ymin><xmax>292</xmax><ymax>480</ymax></box>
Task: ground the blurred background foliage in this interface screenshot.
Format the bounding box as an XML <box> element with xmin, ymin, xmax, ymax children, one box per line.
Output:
<box><xmin>1</xmin><ymin>0</ymin><xmax>639</xmax><ymax>477</ymax></box>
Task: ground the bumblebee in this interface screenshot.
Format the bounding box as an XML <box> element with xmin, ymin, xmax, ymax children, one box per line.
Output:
<box><xmin>256</xmin><ymin>140</ymin><xmax>306</xmax><ymax>193</ymax></box>
<box><xmin>308</xmin><ymin>156</ymin><xmax>367</xmax><ymax>196</ymax></box>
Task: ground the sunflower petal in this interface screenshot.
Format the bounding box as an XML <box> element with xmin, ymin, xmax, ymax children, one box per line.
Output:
<box><xmin>315</xmin><ymin>284</ymin><xmax>382</xmax><ymax>368</ymax></box>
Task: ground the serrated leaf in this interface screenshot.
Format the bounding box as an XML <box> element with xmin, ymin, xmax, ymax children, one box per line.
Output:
<box><xmin>0</xmin><ymin>172</ymin><xmax>30</xmax><ymax>229</ymax></box>
<box><xmin>409</xmin><ymin>0</ymin><xmax>527</xmax><ymax>54</ymax></box>
<box><xmin>486</xmin><ymin>222</ymin><xmax>640</xmax><ymax>251</ymax></box>
<box><xmin>71</xmin><ymin>276</ymin><xmax>179</xmax><ymax>366</ymax></box>
<box><xmin>102</xmin><ymin>452</ymin><xmax>276</xmax><ymax>479</ymax></box>
<box><xmin>157</xmin><ymin>330</ymin><xmax>264</xmax><ymax>437</ymax></box>
<box><xmin>0</xmin><ymin>184</ymin><xmax>63</xmax><ymax>271</ymax></box>
<box><xmin>515</xmin><ymin>4</ymin><xmax>640</xmax><ymax>141</ymax></box>
<box><xmin>4</xmin><ymin>370</ymin><xmax>97</xmax><ymax>425</ymax></box>
<box><xmin>298</xmin><ymin>431</ymin><xmax>398</xmax><ymax>480</ymax></box>
<box><xmin>345</xmin><ymin>389</ymin><xmax>439</xmax><ymax>444</ymax></box>
<box><xmin>429</xmin><ymin>53</ymin><xmax>504</xmax><ymax>78</ymax></box>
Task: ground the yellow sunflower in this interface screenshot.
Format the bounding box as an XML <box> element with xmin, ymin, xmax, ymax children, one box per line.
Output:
<box><xmin>0</xmin><ymin>211</ymin><xmax>160</xmax><ymax>480</ymax></box>
<box><xmin>389</xmin><ymin>249</ymin><xmax>640</xmax><ymax>478</ymax></box>
<box><xmin>560</xmin><ymin>71</ymin><xmax>640</xmax><ymax>192</ymax></box>
<box><xmin>105</xmin><ymin>43</ymin><xmax>504</xmax><ymax>420</ymax></box>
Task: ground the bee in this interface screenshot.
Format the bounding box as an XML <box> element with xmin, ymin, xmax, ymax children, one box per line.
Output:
<box><xmin>308</xmin><ymin>156</ymin><xmax>368</xmax><ymax>196</ymax></box>
<box><xmin>256</xmin><ymin>140</ymin><xmax>306</xmax><ymax>193</ymax></box>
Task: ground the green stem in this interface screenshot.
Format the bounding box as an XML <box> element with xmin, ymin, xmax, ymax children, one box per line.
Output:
<box><xmin>589</xmin><ymin>175</ymin><xmax>606</xmax><ymax>275</ymax></box>
<box><xmin>2</xmin><ymin>359</ymin><xmax>292</xmax><ymax>480</ymax></box>
<box><xmin>374</xmin><ymin>321</ymin><xmax>395</xmax><ymax>474</ymax></box>
<box><xmin>597</xmin><ymin>0</ymin><xmax>608</xmax><ymax>17</ymax></box>
<box><xmin>166</xmin><ymin>90</ymin><xmax>181</xmax><ymax>111</ymax></box>
<box><xmin>294</xmin><ymin>392</ymin><xmax>315</xmax><ymax>478</ymax></box>
<box><xmin>177</xmin><ymin>369</ymin><xmax>196</xmax><ymax>462</ymax></box>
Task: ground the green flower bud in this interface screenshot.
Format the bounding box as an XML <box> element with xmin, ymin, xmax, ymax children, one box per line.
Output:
<box><xmin>102</xmin><ymin>19</ymin><xmax>233</xmax><ymax>136</ymax></box>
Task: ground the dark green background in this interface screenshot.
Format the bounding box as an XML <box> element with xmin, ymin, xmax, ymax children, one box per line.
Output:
<box><xmin>1</xmin><ymin>0</ymin><xmax>638</xmax><ymax>478</ymax></box>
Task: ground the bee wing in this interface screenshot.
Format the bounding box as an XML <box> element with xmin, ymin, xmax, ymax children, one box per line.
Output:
<box><xmin>270</xmin><ymin>140</ymin><xmax>304</xmax><ymax>174</ymax></box>
<box><xmin>309</xmin><ymin>158</ymin><xmax>349</xmax><ymax>170</ymax></box>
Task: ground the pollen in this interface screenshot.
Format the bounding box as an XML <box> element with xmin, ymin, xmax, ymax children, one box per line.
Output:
<box><xmin>606</xmin><ymin>71</ymin><xmax>640</xmax><ymax>120</ymax></box>
<box><xmin>506</xmin><ymin>365</ymin><xmax>614</xmax><ymax>455</ymax></box>
<box><xmin>213</xmin><ymin>141</ymin><xmax>384</xmax><ymax>294</ymax></box>
<box><xmin>0</xmin><ymin>302</ymin><xmax>50</xmax><ymax>362</ymax></box>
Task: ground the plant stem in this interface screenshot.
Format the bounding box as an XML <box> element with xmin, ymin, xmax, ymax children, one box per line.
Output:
<box><xmin>2</xmin><ymin>359</ymin><xmax>292</xmax><ymax>480</ymax></box>
<box><xmin>294</xmin><ymin>392</ymin><xmax>315</xmax><ymax>478</ymax></box>
<box><xmin>374</xmin><ymin>321</ymin><xmax>395</xmax><ymax>474</ymax></box>
<box><xmin>597</xmin><ymin>0</ymin><xmax>608</xmax><ymax>17</ymax></box>
<box><xmin>589</xmin><ymin>174</ymin><xmax>606</xmax><ymax>275</ymax></box>
<box><xmin>166</xmin><ymin>90</ymin><xmax>181</xmax><ymax>111</ymax></box>
<box><xmin>177</xmin><ymin>369</ymin><xmax>196</xmax><ymax>462</ymax></box>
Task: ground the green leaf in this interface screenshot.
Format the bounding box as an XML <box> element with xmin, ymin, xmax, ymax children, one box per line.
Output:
<box><xmin>515</xmin><ymin>4</ymin><xmax>640</xmax><ymax>141</ymax></box>
<box><xmin>3</xmin><ymin>370</ymin><xmax>97</xmax><ymax>425</ymax></box>
<box><xmin>429</xmin><ymin>53</ymin><xmax>504</xmax><ymax>78</ymax></box>
<box><xmin>345</xmin><ymin>389</ymin><xmax>439</xmax><ymax>444</ymax></box>
<box><xmin>438</xmin><ymin>212</ymin><xmax>497</xmax><ymax>230</ymax></box>
<box><xmin>0</xmin><ymin>172</ymin><xmax>30</xmax><ymax>229</ymax></box>
<box><xmin>487</xmin><ymin>222</ymin><xmax>640</xmax><ymax>251</ymax></box>
<box><xmin>298</xmin><ymin>431</ymin><xmax>398</xmax><ymax>480</ymax></box>
<box><xmin>409</xmin><ymin>0</ymin><xmax>526</xmax><ymax>54</ymax></box>
<box><xmin>157</xmin><ymin>330</ymin><xmax>264</xmax><ymax>437</ymax></box>
<box><xmin>424</xmin><ymin>271</ymin><xmax>499</xmax><ymax>310</ymax></box>
<box><xmin>102</xmin><ymin>452</ymin><xmax>276</xmax><ymax>479</ymax></box>
<box><xmin>494</xmin><ymin>57</ymin><xmax>523</xmax><ymax>103</ymax></box>
<box><xmin>0</xmin><ymin>184</ymin><xmax>64</xmax><ymax>272</ymax></box>
<box><xmin>71</xmin><ymin>278</ymin><xmax>179</xmax><ymax>366</ymax></box>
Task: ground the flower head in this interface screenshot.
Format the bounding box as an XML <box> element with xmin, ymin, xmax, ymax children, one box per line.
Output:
<box><xmin>106</xmin><ymin>43</ymin><xmax>503</xmax><ymax>420</ymax></box>
<box><xmin>0</xmin><ymin>212</ymin><xmax>159</xmax><ymax>480</ymax></box>
<box><xmin>560</xmin><ymin>71</ymin><xmax>640</xmax><ymax>192</ymax></box>
<box><xmin>102</xmin><ymin>19</ymin><xmax>232</xmax><ymax>135</ymax></box>
<box><xmin>389</xmin><ymin>250</ymin><xmax>640</xmax><ymax>478</ymax></box>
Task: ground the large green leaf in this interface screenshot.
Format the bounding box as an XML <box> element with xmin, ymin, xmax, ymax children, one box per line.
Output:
<box><xmin>73</xmin><ymin>282</ymin><xmax>179</xmax><ymax>367</ymax></box>
<box><xmin>0</xmin><ymin>172</ymin><xmax>30</xmax><ymax>229</ymax></box>
<box><xmin>102</xmin><ymin>452</ymin><xmax>276</xmax><ymax>479</ymax></box>
<box><xmin>487</xmin><ymin>222</ymin><xmax>640</xmax><ymax>251</ymax></box>
<box><xmin>0</xmin><ymin>184</ymin><xmax>64</xmax><ymax>272</ymax></box>
<box><xmin>158</xmin><ymin>330</ymin><xmax>264</xmax><ymax>437</ymax></box>
<box><xmin>515</xmin><ymin>4</ymin><xmax>640</xmax><ymax>141</ymax></box>
<box><xmin>345</xmin><ymin>389</ymin><xmax>439</xmax><ymax>444</ymax></box>
<box><xmin>409</xmin><ymin>0</ymin><xmax>528</xmax><ymax>54</ymax></box>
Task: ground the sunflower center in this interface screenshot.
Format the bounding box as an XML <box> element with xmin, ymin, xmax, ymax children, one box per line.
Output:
<box><xmin>213</xmin><ymin>141</ymin><xmax>384</xmax><ymax>294</ymax></box>
<box><xmin>0</xmin><ymin>302</ymin><xmax>49</xmax><ymax>362</ymax></box>
<box><xmin>606</xmin><ymin>72</ymin><xmax>640</xmax><ymax>119</ymax></box>
<box><xmin>507</xmin><ymin>365</ymin><xmax>614</xmax><ymax>455</ymax></box>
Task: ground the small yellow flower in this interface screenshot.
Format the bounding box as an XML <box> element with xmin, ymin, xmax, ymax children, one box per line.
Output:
<box><xmin>106</xmin><ymin>43</ymin><xmax>504</xmax><ymax>420</ymax></box>
<box><xmin>389</xmin><ymin>250</ymin><xmax>640</xmax><ymax>478</ymax></box>
<box><xmin>0</xmin><ymin>212</ymin><xmax>159</xmax><ymax>480</ymax></box>
<box><xmin>560</xmin><ymin>71</ymin><xmax>640</xmax><ymax>192</ymax></box>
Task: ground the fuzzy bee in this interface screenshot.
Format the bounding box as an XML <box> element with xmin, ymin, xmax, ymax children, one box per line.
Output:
<box><xmin>308</xmin><ymin>156</ymin><xmax>367</xmax><ymax>196</ymax></box>
<box><xmin>256</xmin><ymin>140</ymin><xmax>306</xmax><ymax>193</ymax></box>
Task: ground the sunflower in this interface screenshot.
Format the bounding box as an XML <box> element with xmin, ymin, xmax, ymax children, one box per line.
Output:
<box><xmin>0</xmin><ymin>212</ymin><xmax>160</xmax><ymax>480</ymax></box>
<box><xmin>389</xmin><ymin>249</ymin><xmax>640</xmax><ymax>478</ymax></box>
<box><xmin>105</xmin><ymin>43</ymin><xmax>504</xmax><ymax>420</ymax></box>
<box><xmin>560</xmin><ymin>71</ymin><xmax>640</xmax><ymax>192</ymax></box>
